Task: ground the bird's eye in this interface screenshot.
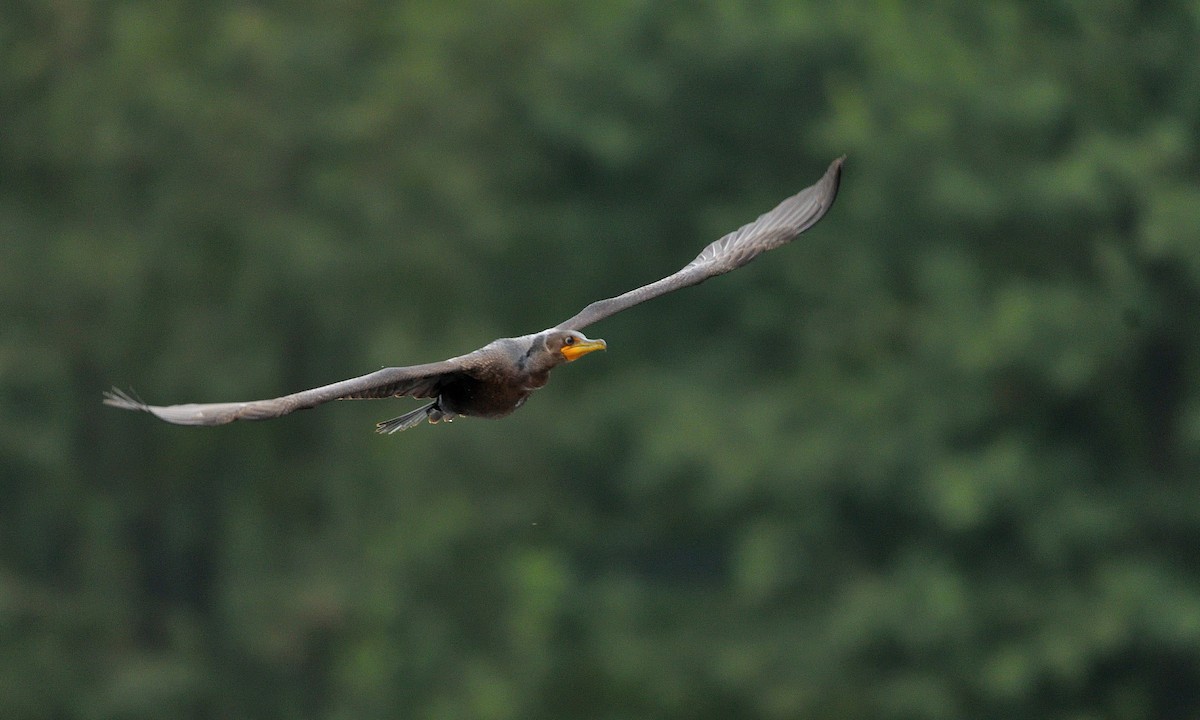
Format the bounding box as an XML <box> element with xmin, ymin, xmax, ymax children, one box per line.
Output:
<box><xmin>564</xmin><ymin>336</ymin><xmax>575</xmax><ymax>345</ymax></box>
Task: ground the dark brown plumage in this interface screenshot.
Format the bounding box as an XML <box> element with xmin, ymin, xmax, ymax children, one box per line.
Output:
<box><xmin>104</xmin><ymin>156</ymin><xmax>844</xmax><ymax>433</ymax></box>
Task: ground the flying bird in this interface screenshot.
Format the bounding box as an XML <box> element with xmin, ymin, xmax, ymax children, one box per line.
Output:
<box><xmin>105</xmin><ymin>157</ymin><xmax>844</xmax><ymax>433</ymax></box>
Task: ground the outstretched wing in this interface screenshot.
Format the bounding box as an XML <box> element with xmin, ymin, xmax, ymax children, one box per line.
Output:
<box><xmin>556</xmin><ymin>156</ymin><xmax>844</xmax><ymax>332</ymax></box>
<box><xmin>103</xmin><ymin>356</ymin><xmax>471</xmax><ymax>427</ymax></box>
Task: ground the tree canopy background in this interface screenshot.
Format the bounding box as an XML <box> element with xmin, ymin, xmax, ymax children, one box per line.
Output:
<box><xmin>3</xmin><ymin>1</ymin><xmax>1199</xmax><ymax>718</ymax></box>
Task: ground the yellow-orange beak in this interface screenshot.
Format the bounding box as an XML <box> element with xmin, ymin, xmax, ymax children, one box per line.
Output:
<box><xmin>561</xmin><ymin>337</ymin><xmax>607</xmax><ymax>362</ymax></box>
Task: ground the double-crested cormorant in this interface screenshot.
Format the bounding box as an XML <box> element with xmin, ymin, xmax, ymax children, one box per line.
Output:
<box><xmin>105</xmin><ymin>156</ymin><xmax>844</xmax><ymax>433</ymax></box>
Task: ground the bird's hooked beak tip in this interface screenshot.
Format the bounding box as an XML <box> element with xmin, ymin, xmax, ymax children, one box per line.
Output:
<box><xmin>562</xmin><ymin>337</ymin><xmax>606</xmax><ymax>362</ymax></box>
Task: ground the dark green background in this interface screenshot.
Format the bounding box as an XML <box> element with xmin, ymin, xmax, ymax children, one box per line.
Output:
<box><xmin>4</xmin><ymin>1</ymin><xmax>1199</xmax><ymax>718</ymax></box>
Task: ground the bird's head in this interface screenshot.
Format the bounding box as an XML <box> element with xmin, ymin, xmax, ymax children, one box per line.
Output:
<box><xmin>540</xmin><ymin>329</ymin><xmax>607</xmax><ymax>366</ymax></box>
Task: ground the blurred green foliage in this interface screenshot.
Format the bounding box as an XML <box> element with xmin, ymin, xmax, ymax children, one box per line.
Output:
<box><xmin>3</xmin><ymin>1</ymin><xmax>1200</xmax><ymax>718</ymax></box>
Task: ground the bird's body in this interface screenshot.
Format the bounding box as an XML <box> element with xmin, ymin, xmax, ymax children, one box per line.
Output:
<box><xmin>105</xmin><ymin>157</ymin><xmax>844</xmax><ymax>433</ymax></box>
<box><xmin>399</xmin><ymin>334</ymin><xmax>575</xmax><ymax>421</ymax></box>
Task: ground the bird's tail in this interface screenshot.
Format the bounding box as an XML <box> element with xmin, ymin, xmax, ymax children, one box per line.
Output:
<box><xmin>376</xmin><ymin>402</ymin><xmax>452</xmax><ymax>434</ymax></box>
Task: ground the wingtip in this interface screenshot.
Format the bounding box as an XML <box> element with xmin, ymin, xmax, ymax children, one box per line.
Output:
<box><xmin>829</xmin><ymin>155</ymin><xmax>847</xmax><ymax>178</ymax></box>
<box><xmin>103</xmin><ymin>387</ymin><xmax>148</xmax><ymax>412</ymax></box>
<box><xmin>824</xmin><ymin>155</ymin><xmax>846</xmax><ymax>203</ymax></box>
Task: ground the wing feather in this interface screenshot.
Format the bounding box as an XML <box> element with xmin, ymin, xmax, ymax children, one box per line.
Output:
<box><xmin>556</xmin><ymin>156</ymin><xmax>844</xmax><ymax>332</ymax></box>
<box><xmin>103</xmin><ymin>357</ymin><xmax>470</xmax><ymax>427</ymax></box>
